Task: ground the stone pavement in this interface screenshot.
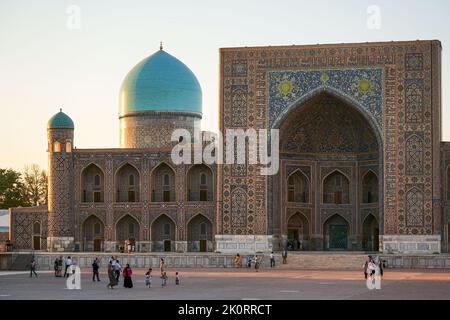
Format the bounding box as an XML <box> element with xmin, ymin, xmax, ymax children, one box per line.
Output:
<box><xmin>0</xmin><ymin>268</ymin><xmax>449</xmax><ymax>300</ymax></box>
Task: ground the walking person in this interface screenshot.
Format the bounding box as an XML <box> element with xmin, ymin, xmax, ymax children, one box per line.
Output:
<box><xmin>368</xmin><ymin>258</ymin><xmax>376</xmax><ymax>277</ymax></box>
<box><xmin>161</xmin><ymin>271</ymin><xmax>168</xmax><ymax>287</ymax></box>
<box><xmin>57</xmin><ymin>256</ymin><xmax>63</xmax><ymax>277</ymax></box>
<box><xmin>123</xmin><ymin>264</ymin><xmax>133</xmax><ymax>288</ymax></box>
<box><xmin>145</xmin><ymin>268</ymin><xmax>152</xmax><ymax>288</ymax></box>
<box><xmin>30</xmin><ymin>258</ymin><xmax>38</xmax><ymax>277</ymax></box>
<box><xmin>54</xmin><ymin>258</ymin><xmax>59</xmax><ymax>277</ymax></box>
<box><xmin>247</xmin><ymin>255</ymin><xmax>252</xmax><ymax>268</ymax></box>
<box><xmin>254</xmin><ymin>255</ymin><xmax>260</xmax><ymax>272</ymax></box>
<box><xmin>282</xmin><ymin>249</ymin><xmax>288</xmax><ymax>264</ymax></box>
<box><xmin>378</xmin><ymin>258</ymin><xmax>384</xmax><ymax>277</ymax></box>
<box><xmin>363</xmin><ymin>256</ymin><xmax>372</xmax><ymax>280</ymax></box>
<box><xmin>270</xmin><ymin>251</ymin><xmax>275</xmax><ymax>268</ymax></box>
<box><xmin>114</xmin><ymin>259</ymin><xmax>121</xmax><ymax>282</ymax></box>
<box><xmin>64</xmin><ymin>256</ymin><xmax>72</xmax><ymax>278</ymax></box>
<box><xmin>175</xmin><ymin>272</ymin><xmax>180</xmax><ymax>285</ymax></box>
<box><xmin>92</xmin><ymin>258</ymin><xmax>100</xmax><ymax>282</ymax></box>
<box><xmin>107</xmin><ymin>261</ymin><xmax>118</xmax><ymax>289</ymax></box>
<box><xmin>159</xmin><ymin>258</ymin><xmax>165</xmax><ymax>276</ymax></box>
<box><xmin>234</xmin><ymin>254</ymin><xmax>241</xmax><ymax>268</ymax></box>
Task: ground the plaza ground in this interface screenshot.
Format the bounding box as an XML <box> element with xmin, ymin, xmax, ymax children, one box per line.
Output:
<box><xmin>0</xmin><ymin>267</ymin><xmax>449</xmax><ymax>300</ymax></box>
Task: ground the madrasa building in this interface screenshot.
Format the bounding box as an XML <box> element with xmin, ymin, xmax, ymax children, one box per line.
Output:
<box><xmin>8</xmin><ymin>40</ymin><xmax>450</xmax><ymax>255</ymax></box>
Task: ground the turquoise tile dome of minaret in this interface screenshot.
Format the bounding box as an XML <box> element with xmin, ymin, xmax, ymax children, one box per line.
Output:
<box><xmin>47</xmin><ymin>109</ymin><xmax>74</xmax><ymax>129</ymax></box>
<box><xmin>119</xmin><ymin>44</ymin><xmax>202</xmax><ymax>116</ymax></box>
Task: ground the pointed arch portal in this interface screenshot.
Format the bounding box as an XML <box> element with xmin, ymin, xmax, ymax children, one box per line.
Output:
<box><xmin>276</xmin><ymin>91</ymin><xmax>382</xmax><ymax>251</ymax></box>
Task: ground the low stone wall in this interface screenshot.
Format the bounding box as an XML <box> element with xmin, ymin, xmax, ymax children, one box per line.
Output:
<box><xmin>380</xmin><ymin>235</ymin><xmax>441</xmax><ymax>254</ymax></box>
<box><xmin>1</xmin><ymin>252</ymin><xmax>450</xmax><ymax>270</ymax></box>
<box><xmin>0</xmin><ymin>253</ymin><xmax>15</xmax><ymax>270</ymax></box>
<box><xmin>0</xmin><ymin>252</ymin><xmax>262</xmax><ymax>271</ymax></box>
<box><xmin>381</xmin><ymin>254</ymin><xmax>450</xmax><ymax>269</ymax></box>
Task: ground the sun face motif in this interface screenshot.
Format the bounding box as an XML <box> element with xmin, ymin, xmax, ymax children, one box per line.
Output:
<box><xmin>320</xmin><ymin>73</ymin><xmax>330</xmax><ymax>82</ymax></box>
<box><xmin>358</xmin><ymin>79</ymin><xmax>372</xmax><ymax>92</ymax></box>
<box><xmin>278</xmin><ymin>80</ymin><xmax>293</xmax><ymax>95</ymax></box>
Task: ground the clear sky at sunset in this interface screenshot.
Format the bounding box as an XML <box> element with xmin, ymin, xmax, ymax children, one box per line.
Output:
<box><xmin>1</xmin><ymin>0</ymin><xmax>449</xmax><ymax>171</ymax></box>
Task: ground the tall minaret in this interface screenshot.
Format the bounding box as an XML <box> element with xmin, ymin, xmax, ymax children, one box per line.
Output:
<box><xmin>46</xmin><ymin>109</ymin><xmax>75</xmax><ymax>252</ymax></box>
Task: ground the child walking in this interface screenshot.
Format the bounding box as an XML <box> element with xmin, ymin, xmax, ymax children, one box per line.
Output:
<box><xmin>175</xmin><ymin>272</ymin><xmax>180</xmax><ymax>285</ymax></box>
<box><xmin>161</xmin><ymin>271</ymin><xmax>168</xmax><ymax>287</ymax></box>
<box><xmin>145</xmin><ymin>268</ymin><xmax>152</xmax><ymax>288</ymax></box>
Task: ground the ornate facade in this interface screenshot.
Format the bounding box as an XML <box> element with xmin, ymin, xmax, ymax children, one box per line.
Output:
<box><xmin>217</xmin><ymin>40</ymin><xmax>445</xmax><ymax>254</ymax></box>
<box><xmin>9</xmin><ymin>40</ymin><xmax>450</xmax><ymax>254</ymax></box>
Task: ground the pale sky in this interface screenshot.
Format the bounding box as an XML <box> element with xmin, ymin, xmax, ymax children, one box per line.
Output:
<box><xmin>1</xmin><ymin>0</ymin><xmax>449</xmax><ymax>171</ymax></box>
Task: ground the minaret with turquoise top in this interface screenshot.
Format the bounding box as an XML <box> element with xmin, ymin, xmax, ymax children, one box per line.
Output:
<box><xmin>46</xmin><ymin>109</ymin><xmax>75</xmax><ymax>251</ymax></box>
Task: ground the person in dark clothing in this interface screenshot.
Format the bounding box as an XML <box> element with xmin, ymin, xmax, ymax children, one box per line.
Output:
<box><xmin>92</xmin><ymin>258</ymin><xmax>100</xmax><ymax>282</ymax></box>
<box><xmin>57</xmin><ymin>256</ymin><xmax>63</xmax><ymax>277</ymax></box>
<box><xmin>107</xmin><ymin>261</ymin><xmax>118</xmax><ymax>289</ymax></box>
<box><xmin>30</xmin><ymin>258</ymin><xmax>38</xmax><ymax>277</ymax></box>
<box><xmin>378</xmin><ymin>259</ymin><xmax>384</xmax><ymax>277</ymax></box>
<box><xmin>123</xmin><ymin>264</ymin><xmax>133</xmax><ymax>288</ymax></box>
<box><xmin>282</xmin><ymin>249</ymin><xmax>288</xmax><ymax>264</ymax></box>
<box><xmin>54</xmin><ymin>258</ymin><xmax>59</xmax><ymax>277</ymax></box>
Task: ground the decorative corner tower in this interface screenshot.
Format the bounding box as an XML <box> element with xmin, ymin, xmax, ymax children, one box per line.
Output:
<box><xmin>119</xmin><ymin>43</ymin><xmax>202</xmax><ymax>148</ymax></box>
<box><xmin>46</xmin><ymin>109</ymin><xmax>75</xmax><ymax>252</ymax></box>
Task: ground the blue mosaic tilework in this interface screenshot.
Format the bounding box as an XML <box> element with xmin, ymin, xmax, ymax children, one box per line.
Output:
<box><xmin>268</xmin><ymin>68</ymin><xmax>383</xmax><ymax>130</ymax></box>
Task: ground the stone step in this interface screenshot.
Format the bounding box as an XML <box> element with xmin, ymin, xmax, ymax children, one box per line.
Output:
<box><xmin>274</xmin><ymin>254</ymin><xmax>371</xmax><ymax>270</ymax></box>
<box><xmin>9</xmin><ymin>253</ymin><xmax>33</xmax><ymax>271</ymax></box>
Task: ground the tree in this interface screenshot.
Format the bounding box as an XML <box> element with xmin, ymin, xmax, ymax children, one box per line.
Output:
<box><xmin>0</xmin><ymin>168</ymin><xmax>27</xmax><ymax>209</ymax></box>
<box><xmin>22</xmin><ymin>164</ymin><xmax>48</xmax><ymax>206</ymax></box>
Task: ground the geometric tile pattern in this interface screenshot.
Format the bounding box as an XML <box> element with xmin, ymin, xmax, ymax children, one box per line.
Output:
<box><xmin>405</xmin><ymin>184</ymin><xmax>424</xmax><ymax>227</ymax></box>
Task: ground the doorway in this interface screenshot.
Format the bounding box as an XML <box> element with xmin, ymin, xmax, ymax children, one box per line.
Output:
<box><xmin>287</xmin><ymin>229</ymin><xmax>300</xmax><ymax>250</ymax></box>
<box><xmin>199</xmin><ymin>239</ymin><xmax>207</xmax><ymax>252</ymax></box>
<box><xmin>94</xmin><ymin>239</ymin><xmax>102</xmax><ymax>251</ymax></box>
<box><xmin>164</xmin><ymin>240</ymin><xmax>171</xmax><ymax>252</ymax></box>
<box><xmin>329</xmin><ymin>225</ymin><xmax>348</xmax><ymax>249</ymax></box>
<box><xmin>33</xmin><ymin>236</ymin><xmax>40</xmax><ymax>250</ymax></box>
<box><xmin>362</xmin><ymin>215</ymin><xmax>379</xmax><ymax>251</ymax></box>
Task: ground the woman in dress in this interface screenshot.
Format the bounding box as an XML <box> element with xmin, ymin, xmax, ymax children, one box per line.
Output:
<box><xmin>254</xmin><ymin>255</ymin><xmax>260</xmax><ymax>272</ymax></box>
<box><xmin>159</xmin><ymin>258</ymin><xmax>165</xmax><ymax>276</ymax></box>
<box><xmin>123</xmin><ymin>264</ymin><xmax>133</xmax><ymax>288</ymax></box>
<box><xmin>107</xmin><ymin>261</ymin><xmax>118</xmax><ymax>289</ymax></box>
<box><xmin>234</xmin><ymin>254</ymin><xmax>241</xmax><ymax>268</ymax></box>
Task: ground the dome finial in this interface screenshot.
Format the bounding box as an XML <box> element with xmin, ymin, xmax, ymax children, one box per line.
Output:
<box><xmin>160</xmin><ymin>41</ymin><xmax>163</xmax><ymax>50</ymax></box>
<box><xmin>60</xmin><ymin>107</ymin><xmax>62</xmax><ymax>112</ymax></box>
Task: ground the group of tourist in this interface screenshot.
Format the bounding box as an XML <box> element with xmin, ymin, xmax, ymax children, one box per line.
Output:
<box><xmin>51</xmin><ymin>256</ymin><xmax>74</xmax><ymax>278</ymax></box>
<box><xmin>27</xmin><ymin>255</ymin><xmax>179</xmax><ymax>289</ymax></box>
<box><xmin>105</xmin><ymin>257</ymin><xmax>180</xmax><ymax>290</ymax></box>
<box><xmin>233</xmin><ymin>251</ymin><xmax>287</xmax><ymax>271</ymax></box>
<box><xmin>106</xmin><ymin>256</ymin><xmax>133</xmax><ymax>289</ymax></box>
<box><xmin>32</xmin><ymin>253</ymin><xmax>387</xmax><ymax>286</ymax></box>
<box><xmin>233</xmin><ymin>253</ymin><xmax>263</xmax><ymax>271</ymax></box>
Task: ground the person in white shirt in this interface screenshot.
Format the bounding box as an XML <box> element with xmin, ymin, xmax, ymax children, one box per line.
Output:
<box><xmin>114</xmin><ymin>260</ymin><xmax>121</xmax><ymax>282</ymax></box>
<box><xmin>270</xmin><ymin>252</ymin><xmax>275</xmax><ymax>268</ymax></box>
<box><xmin>64</xmin><ymin>256</ymin><xmax>72</xmax><ymax>278</ymax></box>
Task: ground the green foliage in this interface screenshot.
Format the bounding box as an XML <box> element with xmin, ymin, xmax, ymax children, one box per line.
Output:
<box><xmin>22</xmin><ymin>164</ymin><xmax>48</xmax><ymax>206</ymax></box>
<box><xmin>0</xmin><ymin>168</ymin><xmax>27</xmax><ymax>209</ymax></box>
<box><xmin>0</xmin><ymin>164</ymin><xmax>48</xmax><ymax>209</ymax></box>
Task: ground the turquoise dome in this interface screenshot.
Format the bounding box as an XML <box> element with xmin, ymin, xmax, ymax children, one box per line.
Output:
<box><xmin>47</xmin><ymin>109</ymin><xmax>74</xmax><ymax>129</ymax></box>
<box><xmin>120</xmin><ymin>49</ymin><xmax>202</xmax><ymax>116</ymax></box>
